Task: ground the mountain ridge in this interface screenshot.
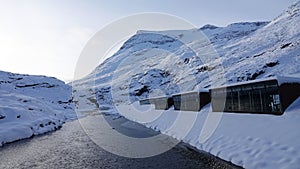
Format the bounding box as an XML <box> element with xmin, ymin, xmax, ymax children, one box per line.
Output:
<box><xmin>72</xmin><ymin>1</ymin><xmax>300</xmax><ymax>109</ymax></box>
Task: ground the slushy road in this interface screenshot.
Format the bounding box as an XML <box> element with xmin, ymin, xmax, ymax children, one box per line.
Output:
<box><xmin>0</xmin><ymin>113</ymin><xmax>241</xmax><ymax>169</ymax></box>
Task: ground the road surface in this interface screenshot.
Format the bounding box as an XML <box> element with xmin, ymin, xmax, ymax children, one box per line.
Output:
<box><xmin>0</xmin><ymin>113</ymin><xmax>242</xmax><ymax>169</ymax></box>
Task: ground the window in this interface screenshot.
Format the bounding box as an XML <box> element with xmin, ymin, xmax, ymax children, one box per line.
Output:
<box><xmin>273</xmin><ymin>94</ymin><xmax>280</xmax><ymax>105</ymax></box>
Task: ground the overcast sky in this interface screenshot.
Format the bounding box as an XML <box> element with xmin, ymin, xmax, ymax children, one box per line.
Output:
<box><xmin>0</xmin><ymin>0</ymin><xmax>296</xmax><ymax>81</ymax></box>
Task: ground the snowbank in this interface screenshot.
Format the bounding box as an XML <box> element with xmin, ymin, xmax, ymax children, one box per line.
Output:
<box><xmin>0</xmin><ymin>71</ymin><xmax>76</xmax><ymax>146</ymax></box>
<box><xmin>117</xmin><ymin>98</ymin><xmax>300</xmax><ymax>169</ymax></box>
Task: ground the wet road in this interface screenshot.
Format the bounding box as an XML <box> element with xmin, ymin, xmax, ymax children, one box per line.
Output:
<box><xmin>0</xmin><ymin>114</ymin><xmax>241</xmax><ymax>169</ymax></box>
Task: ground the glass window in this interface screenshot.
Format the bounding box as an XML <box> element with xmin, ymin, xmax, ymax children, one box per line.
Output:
<box><xmin>273</xmin><ymin>94</ymin><xmax>280</xmax><ymax>105</ymax></box>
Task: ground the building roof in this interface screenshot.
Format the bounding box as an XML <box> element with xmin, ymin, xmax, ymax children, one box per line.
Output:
<box><xmin>210</xmin><ymin>75</ymin><xmax>300</xmax><ymax>90</ymax></box>
<box><xmin>172</xmin><ymin>89</ymin><xmax>209</xmax><ymax>97</ymax></box>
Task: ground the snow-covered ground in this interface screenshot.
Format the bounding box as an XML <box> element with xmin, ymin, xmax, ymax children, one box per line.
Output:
<box><xmin>0</xmin><ymin>71</ymin><xmax>76</xmax><ymax>146</ymax></box>
<box><xmin>116</xmin><ymin>98</ymin><xmax>300</xmax><ymax>169</ymax></box>
<box><xmin>73</xmin><ymin>1</ymin><xmax>300</xmax><ymax>169</ymax></box>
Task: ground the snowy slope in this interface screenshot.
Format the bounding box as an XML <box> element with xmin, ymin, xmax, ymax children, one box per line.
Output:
<box><xmin>0</xmin><ymin>70</ymin><xmax>75</xmax><ymax>146</ymax></box>
<box><xmin>73</xmin><ymin>1</ymin><xmax>300</xmax><ymax>168</ymax></box>
<box><xmin>75</xmin><ymin>0</ymin><xmax>300</xmax><ymax>108</ymax></box>
<box><xmin>218</xmin><ymin>3</ymin><xmax>300</xmax><ymax>83</ymax></box>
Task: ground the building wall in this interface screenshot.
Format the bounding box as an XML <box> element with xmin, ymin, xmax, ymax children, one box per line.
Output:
<box><xmin>172</xmin><ymin>92</ymin><xmax>210</xmax><ymax>111</ymax></box>
<box><xmin>139</xmin><ymin>99</ymin><xmax>150</xmax><ymax>105</ymax></box>
<box><xmin>211</xmin><ymin>80</ymin><xmax>283</xmax><ymax>115</ymax></box>
<box><xmin>152</xmin><ymin>97</ymin><xmax>173</xmax><ymax>110</ymax></box>
<box><xmin>279</xmin><ymin>83</ymin><xmax>300</xmax><ymax>112</ymax></box>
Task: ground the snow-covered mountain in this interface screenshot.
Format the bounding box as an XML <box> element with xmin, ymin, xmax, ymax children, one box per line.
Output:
<box><xmin>72</xmin><ymin>2</ymin><xmax>300</xmax><ymax>168</ymax></box>
<box><xmin>0</xmin><ymin>70</ymin><xmax>75</xmax><ymax>146</ymax></box>
<box><xmin>74</xmin><ymin>1</ymin><xmax>300</xmax><ymax>106</ymax></box>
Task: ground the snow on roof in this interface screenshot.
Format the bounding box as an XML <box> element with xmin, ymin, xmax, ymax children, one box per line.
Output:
<box><xmin>141</xmin><ymin>95</ymin><xmax>171</xmax><ymax>100</ymax></box>
<box><xmin>198</xmin><ymin>88</ymin><xmax>210</xmax><ymax>92</ymax></box>
<box><xmin>276</xmin><ymin>75</ymin><xmax>300</xmax><ymax>85</ymax></box>
<box><xmin>211</xmin><ymin>75</ymin><xmax>300</xmax><ymax>90</ymax></box>
<box><xmin>172</xmin><ymin>89</ymin><xmax>209</xmax><ymax>96</ymax></box>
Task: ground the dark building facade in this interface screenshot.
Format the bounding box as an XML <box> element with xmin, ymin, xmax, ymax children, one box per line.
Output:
<box><xmin>139</xmin><ymin>98</ymin><xmax>151</xmax><ymax>105</ymax></box>
<box><xmin>139</xmin><ymin>96</ymin><xmax>173</xmax><ymax>110</ymax></box>
<box><xmin>172</xmin><ymin>90</ymin><xmax>210</xmax><ymax>111</ymax></box>
<box><xmin>210</xmin><ymin>77</ymin><xmax>300</xmax><ymax>115</ymax></box>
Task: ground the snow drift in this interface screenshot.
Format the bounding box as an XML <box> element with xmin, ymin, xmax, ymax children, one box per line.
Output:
<box><xmin>0</xmin><ymin>71</ymin><xmax>75</xmax><ymax>146</ymax></box>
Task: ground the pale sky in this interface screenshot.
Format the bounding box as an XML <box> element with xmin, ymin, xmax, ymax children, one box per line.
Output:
<box><xmin>0</xmin><ymin>0</ymin><xmax>296</xmax><ymax>82</ymax></box>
